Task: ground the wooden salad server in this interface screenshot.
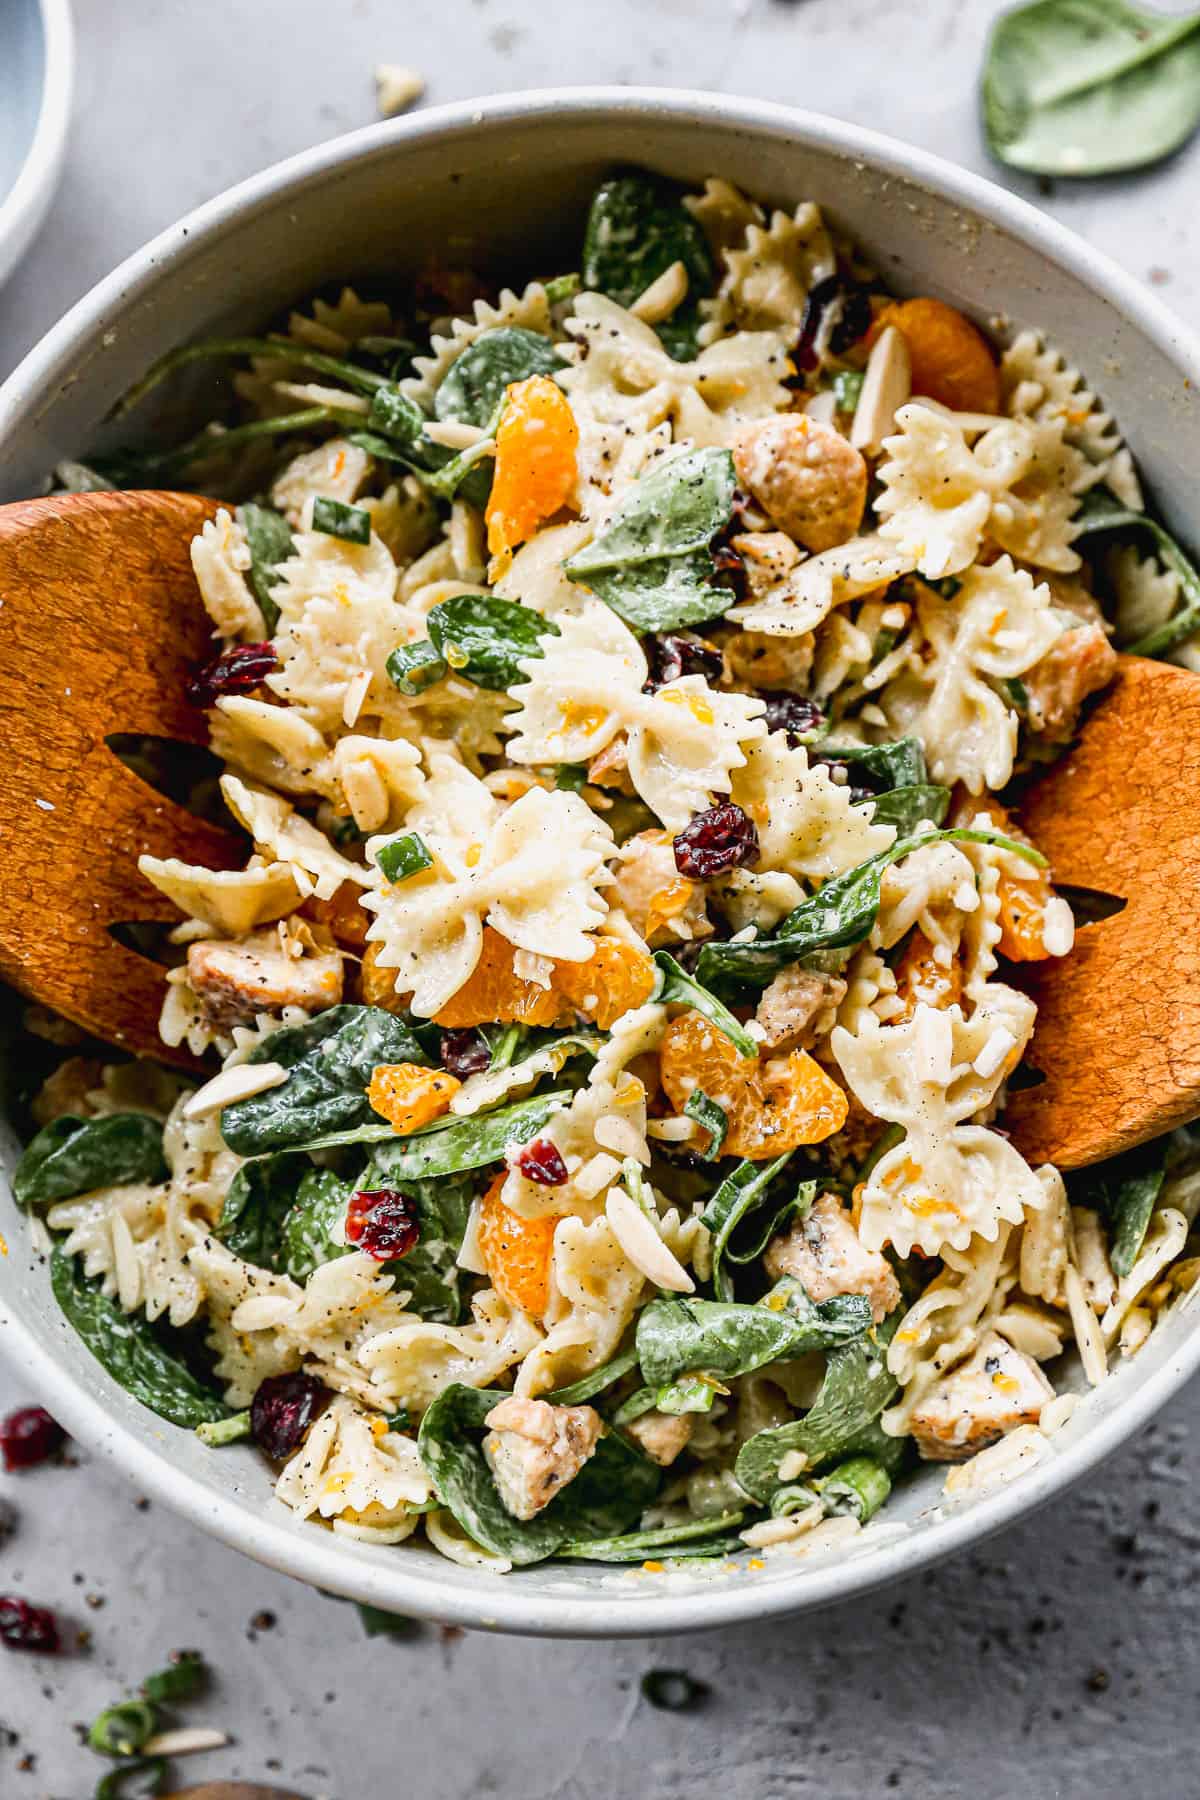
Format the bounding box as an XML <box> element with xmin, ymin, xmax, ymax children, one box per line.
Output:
<box><xmin>0</xmin><ymin>490</ymin><xmax>1196</xmax><ymax>1168</ymax></box>
<box><xmin>166</xmin><ymin>1786</ymin><xmax>308</xmax><ymax>1800</ymax></box>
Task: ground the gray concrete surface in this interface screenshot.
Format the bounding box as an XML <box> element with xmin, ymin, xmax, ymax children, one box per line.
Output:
<box><xmin>3</xmin><ymin>1</ymin><xmax>1200</xmax><ymax>1794</ymax></box>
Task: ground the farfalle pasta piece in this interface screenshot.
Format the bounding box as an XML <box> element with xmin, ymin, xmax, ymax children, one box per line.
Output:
<box><xmin>514</xmin><ymin>1214</ymin><xmax>647</xmax><ymax>1398</ymax></box>
<box><xmin>211</xmin><ymin>696</ymin><xmax>425</xmax><ymax>832</ymax></box>
<box><xmin>882</xmin><ymin>1226</ymin><xmax>1019</xmax><ymax>1436</ymax></box>
<box><xmin>271</xmin><ymin>438</ymin><xmax>373</xmax><ymax>526</ymax></box>
<box><xmin>729</xmin><ymin>532</ymin><xmax>915</xmax><ymax>637</ymax></box>
<box><xmin>730</xmin><ymin>730</ymin><xmax>895</xmax><ymax>881</ymax></box>
<box><xmin>699</xmin><ymin>199</ymin><xmax>836</xmax><ymax>344</ymax></box>
<box><xmin>354</xmin><ymin>1288</ymin><xmax>544</xmax><ymax>1413</ymax></box>
<box><xmin>506</xmin><ymin>601</ymin><xmax>765</xmax><ymax>830</ymax></box>
<box><xmin>831</xmin><ymin>988</ymin><xmax>1043</xmax><ymax>1257</ymax></box>
<box><xmin>190</xmin><ymin>509</ymin><xmax>265</xmax><ymax>642</ymax></box>
<box><xmin>400</xmin><ymin>280</ymin><xmax>557</xmax><ymax>413</ymax></box>
<box><xmin>559</xmin><ymin>293</ymin><xmax>792</xmax><ymax>450</ymax></box>
<box><xmin>275</xmin><ymin>1395</ymin><xmax>433</xmax><ymax>1538</ymax></box>
<box><xmin>362</xmin><ymin>780</ymin><xmax>614</xmax><ymax>1018</ymax></box>
<box><xmin>1000</xmin><ymin>329</ymin><xmax>1143</xmax><ymax>511</ymax></box>
<box><xmin>138</xmin><ymin>853</ymin><xmax>301</xmax><ymax>936</ymax></box>
<box><xmin>220</xmin><ymin>774</ymin><xmax>372</xmax><ymax>901</ymax></box>
<box><xmin>876</xmin><ymin>557</ymin><xmax>1064</xmax><ymax>792</ymax></box>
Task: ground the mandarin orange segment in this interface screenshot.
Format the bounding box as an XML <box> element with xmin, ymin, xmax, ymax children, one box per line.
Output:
<box><xmin>659</xmin><ymin>1010</ymin><xmax>847</xmax><ymax>1160</ymax></box>
<box><xmin>643</xmin><ymin>880</ymin><xmax>699</xmax><ymax>946</ymax></box>
<box><xmin>874</xmin><ymin>297</ymin><xmax>1001</xmax><ymax>415</ymax></box>
<box><xmin>552</xmin><ymin>937</ymin><xmax>657</xmax><ymax>1029</ymax></box>
<box><xmin>485</xmin><ymin>374</ymin><xmax>578</xmax><ymax>559</ymax></box>
<box><xmin>965</xmin><ymin>796</ymin><xmax>1056</xmax><ymax>962</ymax></box>
<box><xmin>433</xmin><ymin>926</ymin><xmax>571</xmax><ymax>1029</ymax></box>
<box><xmin>367</xmin><ymin>1063</ymin><xmax>461</xmax><ymax>1133</ymax></box>
<box><xmin>361</xmin><ymin>941</ymin><xmax>410</xmax><ymax>1014</ymax></box>
<box><xmin>304</xmin><ymin>879</ymin><xmax>370</xmax><ymax>952</ymax></box>
<box><xmin>892</xmin><ymin>928</ymin><xmax>965</xmax><ymax>1022</ymax></box>
<box><xmin>477</xmin><ymin>1173</ymin><xmax>561</xmax><ymax>1315</ymax></box>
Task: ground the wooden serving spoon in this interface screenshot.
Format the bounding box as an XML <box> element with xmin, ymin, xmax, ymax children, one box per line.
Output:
<box><xmin>0</xmin><ymin>491</ymin><xmax>1194</xmax><ymax>1168</ymax></box>
<box><xmin>166</xmin><ymin>1786</ymin><xmax>307</xmax><ymax>1800</ymax></box>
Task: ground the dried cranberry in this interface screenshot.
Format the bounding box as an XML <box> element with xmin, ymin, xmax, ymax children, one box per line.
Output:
<box><xmin>249</xmin><ymin>1372</ymin><xmax>328</xmax><ymax>1462</ymax></box>
<box><xmin>795</xmin><ymin>275</ymin><xmax>874</xmax><ymax>372</ymax></box>
<box><xmin>761</xmin><ymin>695</ymin><xmax>826</xmax><ymax>745</ymax></box>
<box><xmin>514</xmin><ymin>1138</ymin><xmax>569</xmax><ymax>1186</ymax></box>
<box><xmin>345</xmin><ymin>1188</ymin><xmax>420</xmax><ymax>1261</ymax></box>
<box><xmin>711</xmin><ymin>543</ymin><xmax>748</xmax><ymax>602</ymax></box>
<box><xmin>643</xmin><ymin>632</ymin><xmax>725</xmax><ymax>693</ymax></box>
<box><xmin>0</xmin><ymin>1407</ymin><xmax>64</xmax><ymax>1472</ymax></box>
<box><xmin>673</xmin><ymin>804</ymin><xmax>760</xmax><ymax>879</ymax></box>
<box><xmin>0</xmin><ymin>1597</ymin><xmax>60</xmax><ymax>1654</ymax></box>
<box><xmin>439</xmin><ymin>1029</ymin><xmax>491</xmax><ymax>1078</ymax></box>
<box><xmin>187</xmin><ymin>642</ymin><xmax>281</xmax><ymax>709</ymax></box>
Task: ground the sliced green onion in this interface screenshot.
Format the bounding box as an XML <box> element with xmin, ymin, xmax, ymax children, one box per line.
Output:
<box><xmin>385</xmin><ymin>1408</ymin><xmax>413</xmax><ymax>1433</ymax></box>
<box><xmin>833</xmin><ymin>369</ymin><xmax>865</xmax><ymax>412</ymax></box>
<box><xmin>195</xmin><ymin>1410</ymin><xmax>251</xmax><ymax>1447</ymax></box>
<box><xmin>683</xmin><ymin>1088</ymin><xmax>728</xmax><ymax>1160</ymax></box>
<box><xmin>387</xmin><ymin>637</ymin><xmax>448</xmax><ymax>695</ymax></box>
<box><xmin>142</xmin><ymin>1652</ymin><xmax>208</xmax><ymax>1704</ymax></box>
<box><xmin>95</xmin><ymin>1759</ymin><xmax>168</xmax><ymax>1799</ymax></box>
<box><xmin>818</xmin><ymin>1455</ymin><xmax>893</xmax><ymax>1523</ymax></box>
<box><xmin>311</xmin><ymin>496</ymin><xmax>372</xmax><ymax>543</ymax></box>
<box><xmin>554</xmin><ymin>763</ymin><xmax>589</xmax><ymax>792</ymax></box>
<box><xmin>88</xmin><ymin>1698</ymin><xmax>158</xmax><ymax>1758</ymax></box>
<box><xmin>543</xmin><ymin>272</ymin><xmax>582</xmax><ymax>304</ymax></box>
<box><xmin>376</xmin><ymin>831</ymin><xmax>434</xmax><ymax>884</ymax></box>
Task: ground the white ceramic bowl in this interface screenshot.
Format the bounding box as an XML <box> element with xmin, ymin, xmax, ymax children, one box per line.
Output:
<box><xmin>2</xmin><ymin>89</ymin><xmax>1199</xmax><ymax>1637</ymax></box>
<box><xmin>0</xmin><ymin>0</ymin><xmax>73</xmax><ymax>290</ymax></box>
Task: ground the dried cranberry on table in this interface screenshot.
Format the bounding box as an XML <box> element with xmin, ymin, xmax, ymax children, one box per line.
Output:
<box><xmin>187</xmin><ymin>642</ymin><xmax>281</xmax><ymax>709</ymax></box>
<box><xmin>439</xmin><ymin>1028</ymin><xmax>492</xmax><ymax>1078</ymax></box>
<box><xmin>0</xmin><ymin>1597</ymin><xmax>60</xmax><ymax>1654</ymax></box>
<box><xmin>643</xmin><ymin>632</ymin><xmax>725</xmax><ymax>693</ymax></box>
<box><xmin>0</xmin><ymin>1406</ymin><xmax>64</xmax><ymax>1472</ymax></box>
<box><xmin>249</xmin><ymin>1372</ymin><xmax>329</xmax><ymax>1462</ymax></box>
<box><xmin>673</xmin><ymin>803</ymin><xmax>760</xmax><ymax>879</ymax></box>
<box><xmin>514</xmin><ymin>1138</ymin><xmax>569</xmax><ymax>1187</ymax></box>
<box><xmin>794</xmin><ymin>274</ymin><xmax>875</xmax><ymax>373</ymax></box>
<box><xmin>345</xmin><ymin>1188</ymin><xmax>420</xmax><ymax>1261</ymax></box>
<box><xmin>761</xmin><ymin>695</ymin><xmax>826</xmax><ymax>746</ymax></box>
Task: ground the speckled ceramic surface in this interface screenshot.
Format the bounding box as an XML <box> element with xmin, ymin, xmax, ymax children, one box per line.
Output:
<box><xmin>0</xmin><ymin>0</ymin><xmax>72</xmax><ymax>289</ymax></box>
<box><xmin>2</xmin><ymin>88</ymin><xmax>1200</xmax><ymax>1637</ymax></box>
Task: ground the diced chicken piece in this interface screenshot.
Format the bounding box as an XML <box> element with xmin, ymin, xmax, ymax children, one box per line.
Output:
<box><xmin>31</xmin><ymin>1056</ymin><xmax>104</xmax><ymax>1127</ymax></box>
<box><xmin>612</xmin><ymin>830</ymin><xmax>712</xmax><ymax>945</ymax></box>
<box><xmin>733</xmin><ymin>415</ymin><xmax>868</xmax><ymax>553</ymax></box>
<box><xmin>728</xmin><ymin>530</ymin><xmax>801</xmax><ymax>600</ymax></box>
<box><xmin>586</xmin><ymin>733</ymin><xmax>636</xmax><ymax>794</ymax></box>
<box><xmin>719</xmin><ymin>625</ymin><xmax>815</xmax><ymax>693</ymax></box>
<box><xmin>482</xmin><ymin>1397</ymin><xmax>604</xmax><ymax>1521</ymax></box>
<box><xmin>909</xmin><ymin>1331</ymin><xmax>1055</xmax><ymax>1463</ymax></box>
<box><xmin>754</xmin><ymin>965</ymin><xmax>846</xmax><ymax>1053</ymax></box>
<box><xmin>1023</xmin><ymin>581</ymin><xmax>1118</xmax><ymax>743</ymax></box>
<box><xmin>764</xmin><ymin>1191</ymin><xmax>900</xmax><ymax>1324</ymax></box>
<box><xmin>187</xmin><ymin>932</ymin><xmax>343</xmax><ymax>1031</ymax></box>
<box><xmin>623</xmin><ymin>1408</ymin><xmax>694</xmax><ymax>1467</ymax></box>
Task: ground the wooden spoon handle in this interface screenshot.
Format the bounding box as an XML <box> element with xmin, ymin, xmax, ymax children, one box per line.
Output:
<box><xmin>165</xmin><ymin>1786</ymin><xmax>308</xmax><ymax>1799</ymax></box>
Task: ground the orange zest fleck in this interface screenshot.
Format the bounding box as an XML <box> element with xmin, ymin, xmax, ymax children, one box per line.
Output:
<box><xmin>873</xmin><ymin>296</ymin><xmax>1001</xmax><ymax>415</ymax></box>
<box><xmin>477</xmin><ymin>1172</ymin><xmax>561</xmax><ymax>1315</ymax></box>
<box><xmin>485</xmin><ymin>374</ymin><xmax>578</xmax><ymax>560</ymax></box>
<box><xmin>658</xmin><ymin>1010</ymin><xmax>849</xmax><ymax>1161</ymax></box>
<box><xmin>367</xmin><ymin>1062</ymin><xmax>461</xmax><ymax>1134</ymax></box>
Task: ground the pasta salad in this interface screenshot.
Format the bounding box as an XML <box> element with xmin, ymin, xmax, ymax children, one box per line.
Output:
<box><xmin>17</xmin><ymin>168</ymin><xmax>1200</xmax><ymax>1575</ymax></box>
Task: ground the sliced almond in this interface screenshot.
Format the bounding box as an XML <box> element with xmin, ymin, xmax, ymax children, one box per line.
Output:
<box><xmin>183</xmin><ymin>1059</ymin><xmax>288</xmax><ymax>1119</ymax></box>
<box><xmin>141</xmin><ymin>1726</ymin><xmax>230</xmax><ymax>1756</ymax></box>
<box><xmin>605</xmin><ymin>1185</ymin><xmax>694</xmax><ymax>1293</ymax></box>
<box><xmin>630</xmin><ymin>260</ymin><xmax>689</xmax><ymax>325</ymax></box>
<box><xmin>850</xmin><ymin>325</ymin><xmax>912</xmax><ymax>454</ymax></box>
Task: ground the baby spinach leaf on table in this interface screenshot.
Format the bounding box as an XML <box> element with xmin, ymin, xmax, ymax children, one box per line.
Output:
<box><xmin>50</xmin><ymin>1249</ymin><xmax>227</xmax><ymax>1428</ymax></box>
<box><xmin>434</xmin><ymin>327</ymin><xmax>565</xmax><ymax>427</ymax></box>
<box><xmin>735</xmin><ymin>1314</ymin><xmax>900</xmax><ymax>1502</ymax></box>
<box><xmin>651</xmin><ymin>950</ymin><xmax>758</xmax><ymax>1059</ymax></box>
<box><xmin>817</xmin><ymin>737</ymin><xmax>927</xmax><ymax>790</ymax></box>
<box><xmin>546</xmin><ymin>1344</ymin><xmax>641</xmax><ymax>1405</ymax></box>
<box><xmin>698</xmin><ymin>1152</ymin><xmax>796</xmax><ymax>1302</ymax></box>
<box><xmin>563</xmin><ymin>447</ymin><xmax>737</xmax><ymax>631</ymax></box>
<box><xmin>14</xmin><ymin>1114</ymin><xmax>167</xmax><ymax>1208</ymax></box>
<box><xmin>695</xmin><ymin>826</ymin><xmax>1046</xmax><ymax>995</ymax></box>
<box><xmin>982</xmin><ymin>0</ymin><xmax>1200</xmax><ymax>178</ymax></box>
<box><xmin>219</xmin><ymin>1006</ymin><xmax>430</xmax><ymax>1156</ymax></box>
<box><xmin>582</xmin><ymin>170</ymin><xmax>716</xmax><ymax>360</ymax></box>
<box><xmin>558</xmin><ymin>1509</ymin><xmax>747</xmax><ymax>1563</ymax></box>
<box><xmin>349</xmin><ymin>1088</ymin><xmax>572</xmax><ymax>1173</ymax></box>
<box><xmin>237</xmin><ymin>501</ymin><xmax>293</xmax><ymax>634</ymax></box>
<box><xmin>278</xmin><ymin>1167</ymin><xmax>356</xmax><ymax>1281</ymax></box>
<box><xmin>636</xmin><ymin>1280</ymin><xmax>873</xmax><ymax>1388</ymax></box>
<box><xmin>867</xmin><ymin>785</ymin><xmax>951</xmax><ymax>834</ymax></box>
<box><xmin>1074</xmin><ymin>488</ymin><xmax>1200</xmax><ymax>657</ymax></box>
<box><xmin>217</xmin><ymin>1151</ymin><xmax>310</xmax><ymax>1270</ymax></box>
<box><xmin>417</xmin><ymin>1383</ymin><xmax>661</xmax><ymax>1565</ymax></box>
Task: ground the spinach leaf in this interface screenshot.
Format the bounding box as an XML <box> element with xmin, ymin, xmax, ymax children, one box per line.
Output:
<box><xmin>115</xmin><ymin>336</ymin><xmax>389</xmax><ymax>416</ymax></box>
<box><xmin>982</xmin><ymin>0</ymin><xmax>1200</xmax><ymax>178</ymax></box>
<box><xmin>734</xmin><ymin>1314</ymin><xmax>900</xmax><ymax>1501</ymax></box>
<box><xmin>237</xmin><ymin>502</ymin><xmax>293</xmax><ymax>634</ymax></box>
<box><xmin>361</xmin><ymin>1089</ymin><xmax>572</xmax><ymax>1175</ymax></box>
<box><xmin>216</xmin><ymin>1151</ymin><xmax>308</xmax><ymax>1270</ymax></box>
<box><xmin>417</xmin><ymin>1383</ymin><xmax>660</xmax><ymax>1565</ymax></box>
<box><xmin>868</xmin><ymin>785</ymin><xmax>950</xmax><ymax>833</ymax></box>
<box><xmin>651</xmin><ymin>950</ymin><xmax>758</xmax><ymax>1059</ymax></box>
<box><xmin>279</xmin><ymin>1167</ymin><xmax>355</xmax><ymax>1281</ymax></box>
<box><xmin>817</xmin><ymin>737</ymin><xmax>927</xmax><ymax>790</ymax></box>
<box><xmin>219</xmin><ymin>1006</ymin><xmax>430</xmax><ymax>1157</ymax></box>
<box><xmin>428</xmin><ymin>593</ymin><xmax>557</xmax><ymax>691</ymax></box>
<box><xmin>1077</xmin><ymin>1141</ymin><xmax>1168</xmax><ymax>1278</ymax></box>
<box><xmin>376</xmin><ymin>1170</ymin><xmax>475</xmax><ymax>1323</ymax></box>
<box><xmin>696</xmin><ymin>826</ymin><xmax>1046</xmax><ymax>995</ymax></box>
<box><xmin>366</xmin><ymin>383</ymin><xmax>428</xmax><ymax>448</ymax></box>
<box><xmin>563</xmin><ymin>447</ymin><xmax>737</xmax><ymax>631</ymax></box>
<box><xmin>15</xmin><ymin>1114</ymin><xmax>167</xmax><ymax>1209</ymax></box>
<box><xmin>558</xmin><ymin>1509</ymin><xmax>746</xmax><ymax>1563</ymax></box>
<box><xmin>698</xmin><ymin>1153</ymin><xmax>795</xmax><ymax>1302</ymax></box>
<box><xmin>1073</xmin><ymin>488</ymin><xmax>1200</xmax><ymax>657</ymax></box>
<box><xmin>311</xmin><ymin>497</ymin><xmax>371</xmax><ymax>544</ymax></box>
<box><xmin>50</xmin><ymin>1249</ymin><xmax>227</xmax><ymax>1428</ymax></box>
<box><xmin>582</xmin><ymin>170</ymin><xmax>716</xmax><ymax>360</ymax></box>
<box><xmin>434</xmin><ymin>327</ymin><xmax>565</xmax><ymax>427</ymax></box>
<box><xmin>636</xmin><ymin>1279</ymin><xmax>873</xmax><ymax>1388</ymax></box>
<box><xmin>546</xmin><ymin>1345</ymin><xmax>641</xmax><ymax>1405</ymax></box>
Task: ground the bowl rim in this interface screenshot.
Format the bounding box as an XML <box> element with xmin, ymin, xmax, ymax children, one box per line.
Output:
<box><xmin>4</xmin><ymin>84</ymin><xmax>1200</xmax><ymax>1637</ymax></box>
<box><xmin>0</xmin><ymin>0</ymin><xmax>74</xmax><ymax>292</ymax></box>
